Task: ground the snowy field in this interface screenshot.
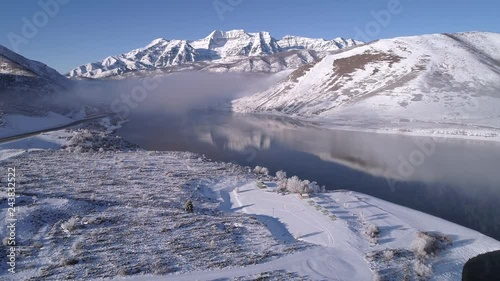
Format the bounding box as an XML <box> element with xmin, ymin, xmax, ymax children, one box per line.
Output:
<box><xmin>0</xmin><ymin>150</ymin><xmax>308</xmax><ymax>280</ymax></box>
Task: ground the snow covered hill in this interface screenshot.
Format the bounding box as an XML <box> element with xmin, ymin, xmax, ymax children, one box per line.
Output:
<box><xmin>231</xmin><ymin>32</ymin><xmax>500</xmax><ymax>139</ymax></box>
<box><xmin>0</xmin><ymin>45</ymin><xmax>79</xmax><ymax>136</ymax></box>
<box><xmin>68</xmin><ymin>30</ymin><xmax>361</xmax><ymax>79</ymax></box>
<box><xmin>0</xmin><ymin>44</ymin><xmax>70</xmax><ymax>99</ymax></box>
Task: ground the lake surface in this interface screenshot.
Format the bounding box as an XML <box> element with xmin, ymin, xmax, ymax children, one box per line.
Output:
<box><xmin>118</xmin><ymin>111</ymin><xmax>500</xmax><ymax>240</ymax></box>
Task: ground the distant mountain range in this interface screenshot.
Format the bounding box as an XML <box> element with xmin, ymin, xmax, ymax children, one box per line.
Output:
<box><xmin>231</xmin><ymin>31</ymin><xmax>500</xmax><ymax>137</ymax></box>
<box><xmin>67</xmin><ymin>29</ymin><xmax>362</xmax><ymax>79</ymax></box>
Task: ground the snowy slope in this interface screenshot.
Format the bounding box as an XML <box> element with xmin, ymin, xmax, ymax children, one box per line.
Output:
<box><xmin>68</xmin><ymin>30</ymin><xmax>361</xmax><ymax>79</ymax></box>
<box><xmin>232</xmin><ymin>32</ymin><xmax>500</xmax><ymax>138</ymax></box>
<box><xmin>0</xmin><ymin>45</ymin><xmax>66</xmax><ymax>84</ymax></box>
<box><xmin>0</xmin><ymin>45</ymin><xmax>76</xmax><ymax>131</ymax></box>
<box><xmin>278</xmin><ymin>35</ymin><xmax>362</xmax><ymax>52</ymax></box>
<box><xmin>0</xmin><ymin>44</ymin><xmax>70</xmax><ymax>96</ymax></box>
<box><xmin>190</xmin><ymin>30</ymin><xmax>281</xmax><ymax>57</ymax></box>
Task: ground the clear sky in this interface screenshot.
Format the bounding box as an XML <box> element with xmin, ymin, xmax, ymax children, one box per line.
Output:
<box><xmin>1</xmin><ymin>0</ymin><xmax>498</xmax><ymax>74</ymax></box>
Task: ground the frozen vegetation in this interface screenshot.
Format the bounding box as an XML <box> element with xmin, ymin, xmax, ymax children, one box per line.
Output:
<box><xmin>0</xmin><ymin>149</ymin><xmax>308</xmax><ymax>280</ymax></box>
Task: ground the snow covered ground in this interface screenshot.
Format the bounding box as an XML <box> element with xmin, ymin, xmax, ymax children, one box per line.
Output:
<box><xmin>0</xmin><ymin>112</ymin><xmax>72</xmax><ymax>139</ymax></box>
<box><xmin>0</xmin><ymin>149</ymin><xmax>309</xmax><ymax>281</ymax></box>
<box><xmin>96</xmin><ymin>180</ymin><xmax>500</xmax><ymax>281</ymax></box>
<box><xmin>0</xmin><ymin>112</ymin><xmax>75</xmax><ymax>161</ymax></box>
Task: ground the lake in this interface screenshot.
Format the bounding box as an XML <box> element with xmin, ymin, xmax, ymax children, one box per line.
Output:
<box><xmin>118</xmin><ymin>111</ymin><xmax>500</xmax><ymax>240</ymax></box>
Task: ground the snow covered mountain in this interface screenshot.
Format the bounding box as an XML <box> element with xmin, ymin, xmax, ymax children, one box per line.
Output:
<box><xmin>278</xmin><ymin>35</ymin><xmax>360</xmax><ymax>52</ymax></box>
<box><xmin>232</xmin><ymin>32</ymin><xmax>500</xmax><ymax>138</ymax></box>
<box><xmin>68</xmin><ymin>30</ymin><xmax>361</xmax><ymax>79</ymax></box>
<box><xmin>0</xmin><ymin>44</ymin><xmax>72</xmax><ymax>113</ymax></box>
<box><xmin>0</xmin><ymin>44</ymin><xmax>69</xmax><ymax>93</ymax></box>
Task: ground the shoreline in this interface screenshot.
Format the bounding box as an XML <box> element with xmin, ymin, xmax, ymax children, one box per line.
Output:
<box><xmin>229</xmin><ymin>110</ymin><xmax>500</xmax><ymax>143</ymax></box>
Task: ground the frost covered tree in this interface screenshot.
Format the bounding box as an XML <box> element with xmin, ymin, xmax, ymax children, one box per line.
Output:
<box><xmin>276</xmin><ymin>170</ymin><xmax>288</xmax><ymax>193</ymax></box>
<box><xmin>276</xmin><ymin>170</ymin><xmax>287</xmax><ymax>181</ymax></box>
<box><xmin>307</xmin><ymin>181</ymin><xmax>322</xmax><ymax>193</ymax></box>
<box><xmin>286</xmin><ymin>176</ymin><xmax>303</xmax><ymax>193</ymax></box>
<box><xmin>277</xmin><ymin>178</ymin><xmax>288</xmax><ymax>192</ymax></box>
<box><xmin>260</xmin><ymin>167</ymin><xmax>269</xmax><ymax>176</ymax></box>
<box><xmin>253</xmin><ymin>166</ymin><xmax>262</xmax><ymax>174</ymax></box>
<box><xmin>253</xmin><ymin>165</ymin><xmax>269</xmax><ymax>176</ymax></box>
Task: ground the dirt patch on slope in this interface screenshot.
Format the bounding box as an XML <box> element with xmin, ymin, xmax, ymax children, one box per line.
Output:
<box><xmin>333</xmin><ymin>51</ymin><xmax>402</xmax><ymax>77</ymax></box>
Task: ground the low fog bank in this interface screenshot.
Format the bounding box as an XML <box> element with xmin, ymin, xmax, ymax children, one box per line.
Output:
<box><xmin>55</xmin><ymin>71</ymin><xmax>287</xmax><ymax>118</ymax></box>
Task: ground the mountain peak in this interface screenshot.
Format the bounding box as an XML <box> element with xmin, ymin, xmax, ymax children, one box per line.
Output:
<box><xmin>68</xmin><ymin>30</ymin><xmax>362</xmax><ymax>79</ymax></box>
<box><xmin>207</xmin><ymin>30</ymin><xmax>224</xmax><ymax>39</ymax></box>
<box><xmin>145</xmin><ymin>38</ymin><xmax>169</xmax><ymax>48</ymax></box>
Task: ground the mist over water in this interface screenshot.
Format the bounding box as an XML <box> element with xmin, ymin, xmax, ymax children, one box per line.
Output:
<box><xmin>55</xmin><ymin>72</ymin><xmax>288</xmax><ymax>115</ymax></box>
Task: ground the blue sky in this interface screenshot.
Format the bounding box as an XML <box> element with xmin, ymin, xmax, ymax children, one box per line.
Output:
<box><xmin>1</xmin><ymin>0</ymin><xmax>498</xmax><ymax>74</ymax></box>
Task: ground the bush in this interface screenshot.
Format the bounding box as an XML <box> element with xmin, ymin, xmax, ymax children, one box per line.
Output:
<box><xmin>184</xmin><ymin>200</ymin><xmax>194</xmax><ymax>213</ymax></box>
<box><xmin>411</xmin><ymin>231</ymin><xmax>451</xmax><ymax>258</ymax></box>
<box><xmin>284</xmin><ymin>175</ymin><xmax>325</xmax><ymax>194</ymax></box>
<box><xmin>383</xmin><ymin>249</ymin><xmax>394</xmax><ymax>261</ymax></box>
<box><xmin>60</xmin><ymin>256</ymin><xmax>79</xmax><ymax>266</ymax></box>
<box><xmin>413</xmin><ymin>260</ymin><xmax>433</xmax><ymax>277</ymax></box>
<box><xmin>286</xmin><ymin>176</ymin><xmax>302</xmax><ymax>193</ymax></box>
<box><xmin>61</xmin><ymin>217</ymin><xmax>78</xmax><ymax>233</ymax></box>
<box><xmin>306</xmin><ymin>181</ymin><xmax>323</xmax><ymax>193</ymax></box>
<box><xmin>276</xmin><ymin>170</ymin><xmax>287</xmax><ymax>181</ymax></box>
<box><xmin>260</xmin><ymin>167</ymin><xmax>269</xmax><ymax>176</ymax></box>
<box><xmin>366</xmin><ymin>224</ymin><xmax>380</xmax><ymax>238</ymax></box>
<box><xmin>253</xmin><ymin>166</ymin><xmax>268</xmax><ymax>175</ymax></box>
<box><xmin>71</xmin><ymin>240</ymin><xmax>83</xmax><ymax>253</ymax></box>
<box><xmin>277</xmin><ymin>178</ymin><xmax>287</xmax><ymax>192</ymax></box>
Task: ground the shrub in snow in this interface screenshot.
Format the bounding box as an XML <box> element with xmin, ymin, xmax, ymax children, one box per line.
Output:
<box><xmin>61</xmin><ymin>217</ymin><xmax>78</xmax><ymax>233</ymax></box>
<box><xmin>286</xmin><ymin>176</ymin><xmax>303</xmax><ymax>193</ymax></box>
<box><xmin>184</xmin><ymin>200</ymin><xmax>194</xmax><ymax>213</ymax></box>
<box><xmin>32</xmin><ymin>241</ymin><xmax>43</xmax><ymax>249</ymax></box>
<box><xmin>71</xmin><ymin>240</ymin><xmax>83</xmax><ymax>253</ymax></box>
<box><xmin>411</xmin><ymin>231</ymin><xmax>452</xmax><ymax>258</ymax></box>
<box><xmin>306</xmin><ymin>181</ymin><xmax>323</xmax><ymax>194</ymax></box>
<box><xmin>253</xmin><ymin>166</ymin><xmax>262</xmax><ymax>174</ymax></box>
<box><xmin>277</xmin><ymin>178</ymin><xmax>288</xmax><ymax>192</ymax></box>
<box><xmin>383</xmin><ymin>249</ymin><xmax>394</xmax><ymax>261</ymax></box>
<box><xmin>253</xmin><ymin>166</ymin><xmax>269</xmax><ymax>175</ymax></box>
<box><xmin>60</xmin><ymin>256</ymin><xmax>79</xmax><ymax>266</ymax></box>
<box><xmin>117</xmin><ymin>268</ymin><xmax>129</xmax><ymax>276</ymax></box>
<box><xmin>413</xmin><ymin>259</ymin><xmax>433</xmax><ymax>278</ymax></box>
<box><xmin>260</xmin><ymin>167</ymin><xmax>269</xmax><ymax>176</ymax></box>
<box><xmin>276</xmin><ymin>170</ymin><xmax>287</xmax><ymax>181</ymax></box>
<box><xmin>366</xmin><ymin>224</ymin><xmax>380</xmax><ymax>238</ymax></box>
<box><xmin>300</xmin><ymin>179</ymin><xmax>310</xmax><ymax>194</ymax></box>
<box><xmin>283</xmin><ymin>175</ymin><xmax>325</xmax><ymax>194</ymax></box>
